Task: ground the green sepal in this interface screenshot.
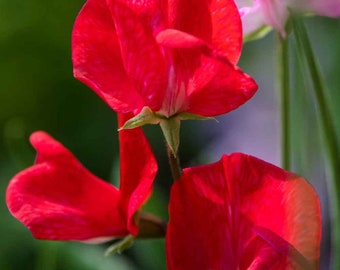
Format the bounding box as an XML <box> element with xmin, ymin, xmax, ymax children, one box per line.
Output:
<box><xmin>160</xmin><ymin>116</ymin><xmax>181</xmax><ymax>156</ymax></box>
<box><xmin>244</xmin><ymin>25</ymin><xmax>272</xmax><ymax>43</ymax></box>
<box><xmin>105</xmin><ymin>235</ymin><xmax>135</xmax><ymax>256</ymax></box>
<box><xmin>119</xmin><ymin>107</ymin><xmax>160</xmax><ymax>130</ymax></box>
<box><xmin>178</xmin><ymin>112</ymin><xmax>217</xmax><ymax>122</ymax></box>
<box><xmin>119</xmin><ymin>108</ymin><xmax>215</xmax><ymax>155</ymax></box>
<box><xmin>160</xmin><ymin>112</ymin><xmax>214</xmax><ymax>155</ymax></box>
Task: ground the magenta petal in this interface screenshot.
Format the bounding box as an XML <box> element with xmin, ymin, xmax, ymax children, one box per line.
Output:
<box><xmin>166</xmin><ymin>153</ymin><xmax>321</xmax><ymax>269</ymax></box>
<box><xmin>6</xmin><ymin>131</ymin><xmax>127</xmax><ymax>242</ymax></box>
<box><xmin>118</xmin><ymin>113</ymin><xmax>158</xmax><ymax>235</ymax></box>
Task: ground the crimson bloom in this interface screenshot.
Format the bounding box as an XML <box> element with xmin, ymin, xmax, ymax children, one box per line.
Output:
<box><xmin>6</xmin><ymin>114</ymin><xmax>158</xmax><ymax>242</ymax></box>
<box><xmin>72</xmin><ymin>0</ymin><xmax>257</xmax><ymax>119</ymax></box>
<box><xmin>167</xmin><ymin>153</ymin><xmax>321</xmax><ymax>269</ymax></box>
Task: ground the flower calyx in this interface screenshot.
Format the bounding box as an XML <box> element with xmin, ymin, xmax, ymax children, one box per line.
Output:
<box><xmin>119</xmin><ymin>107</ymin><xmax>214</xmax><ymax>155</ymax></box>
<box><xmin>105</xmin><ymin>235</ymin><xmax>135</xmax><ymax>256</ymax></box>
<box><xmin>104</xmin><ymin>211</ymin><xmax>166</xmax><ymax>256</ymax></box>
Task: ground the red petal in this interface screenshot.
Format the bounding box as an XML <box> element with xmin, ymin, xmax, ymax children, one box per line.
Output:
<box><xmin>168</xmin><ymin>0</ymin><xmax>242</xmax><ymax>64</ymax></box>
<box><xmin>166</xmin><ymin>153</ymin><xmax>321</xmax><ymax>269</ymax></box>
<box><xmin>156</xmin><ymin>29</ymin><xmax>207</xmax><ymax>49</ymax></box>
<box><xmin>118</xmin><ymin>113</ymin><xmax>158</xmax><ymax>235</ymax></box>
<box><xmin>6</xmin><ymin>131</ymin><xmax>127</xmax><ymax>242</ymax></box>
<box><xmin>29</xmin><ymin>131</ymin><xmax>74</xmax><ymax>164</ymax></box>
<box><xmin>105</xmin><ymin>0</ymin><xmax>168</xmax><ymax>112</ymax></box>
<box><xmin>186</xmin><ymin>58</ymin><xmax>258</xmax><ymax>116</ymax></box>
<box><xmin>168</xmin><ymin>0</ymin><xmax>211</xmax><ymax>41</ymax></box>
<box><xmin>252</xmin><ymin>227</ymin><xmax>313</xmax><ymax>269</ymax></box>
<box><xmin>209</xmin><ymin>0</ymin><xmax>243</xmax><ymax>64</ymax></box>
<box><xmin>72</xmin><ymin>0</ymin><xmax>145</xmax><ymax>113</ymax></box>
<box><xmin>156</xmin><ymin>0</ymin><xmax>242</xmax><ymax>103</ymax></box>
<box><xmin>234</xmin><ymin>154</ymin><xmax>321</xmax><ymax>267</ymax></box>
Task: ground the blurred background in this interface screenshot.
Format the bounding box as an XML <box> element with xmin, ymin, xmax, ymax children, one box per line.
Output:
<box><xmin>0</xmin><ymin>0</ymin><xmax>339</xmax><ymax>269</ymax></box>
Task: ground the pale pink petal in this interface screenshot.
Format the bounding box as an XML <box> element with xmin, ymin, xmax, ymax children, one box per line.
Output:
<box><xmin>288</xmin><ymin>0</ymin><xmax>340</xmax><ymax>18</ymax></box>
<box><xmin>259</xmin><ymin>0</ymin><xmax>288</xmax><ymax>38</ymax></box>
<box><xmin>238</xmin><ymin>2</ymin><xmax>268</xmax><ymax>37</ymax></box>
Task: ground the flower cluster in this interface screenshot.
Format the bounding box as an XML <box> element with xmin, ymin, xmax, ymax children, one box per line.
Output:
<box><xmin>6</xmin><ymin>0</ymin><xmax>322</xmax><ymax>269</ymax></box>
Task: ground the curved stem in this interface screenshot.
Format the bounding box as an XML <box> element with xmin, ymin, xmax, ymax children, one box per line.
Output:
<box><xmin>292</xmin><ymin>16</ymin><xmax>340</xmax><ymax>269</ymax></box>
<box><xmin>137</xmin><ymin>211</ymin><xmax>167</xmax><ymax>238</ymax></box>
<box><xmin>167</xmin><ymin>144</ymin><xmax>182</xmax><ymax>181</ymax></box>
<box><xmin>277</xmin><ymin>33</ymin><xmax>291</xmax><ymax>170</ymax></box>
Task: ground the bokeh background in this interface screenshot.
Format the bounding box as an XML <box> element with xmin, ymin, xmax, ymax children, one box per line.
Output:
<box><xmin>1</xmin><ymin>0</ymin><xmax>339</xmax><ymax>269</ymax></box>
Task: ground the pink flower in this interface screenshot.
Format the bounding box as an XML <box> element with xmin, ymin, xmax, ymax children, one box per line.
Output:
<box><xmin>72</xmin><ymin>0</ymin><xmax>257</xmax><ymax>119</ymax></box>
<box><xmin>288</xmin><ymin>0</ymin><xmax>340</xmax><ymax>18</ymax></box>
<box><xmin>6</xmin><ymin>114</ymin><xmax>158</xmax><ymax>242</ymax></box>
<box><xmin>166</xmin><ymin>153</ymin><xmax>321</xmax><ymax>269</ymax></box>
<box><xmin>236</xmin><ymin>0</ymin><xmax>340</xmax><ymax>39</ymax></box>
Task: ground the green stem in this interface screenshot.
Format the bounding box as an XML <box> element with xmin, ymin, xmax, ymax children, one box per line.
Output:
<box><xmin>167</xmin><ymin>144</ymin><xmax>182</xmax><ymax>181</ymax></box>
<box><xmin>277</xmin><ymin>33</ymin><xmax>291</xmax><ymax>170</ymax></box>
<box><xmin>35</xmin><ymin>242</ymin><xmax>58</xmax><ymax>270</ymax></box>
<box><xmin>292</xmin><ymin>16</ymin><xmax>340</xmax><ymax>269</ymax></box>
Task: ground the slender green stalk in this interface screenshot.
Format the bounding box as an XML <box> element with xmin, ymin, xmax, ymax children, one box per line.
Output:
<box><xmin>35</xmin><ymin>242</ymin><xmax>58</xmax><ymax>270</ymax></box>
<box><xmin>276</xmin><ymin>33</ymin><xmax>291</xmax><ymax>170</ymax></box>
<box><xmin>167</xmin><ymin>144</ymin><xmax>182</xmax><ymax>181</ymax></box>
<box><xmin>292</xmin><ymin>17</ymin><xmax>340</xmax><ymax>269</ymax></box>
<box><xmin>291</xmin><ymin>39</ymin><xmax>309</xmax><ymax>175</ymax></box>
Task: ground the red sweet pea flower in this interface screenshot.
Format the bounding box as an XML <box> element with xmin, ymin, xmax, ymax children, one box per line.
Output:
<box><xmin>72</xmin><ymin>0</ymin><xmax>257</xmax><ymax>119</ymax></box>
<box><xmin>167</xmin><ymin>153</ymin><xmax>321</xmax><ymax>270</ymax></box>
<box><xmin>6</xmin><ymin>114</ymin><xmax>157</xmax><ymax>242</ymax></box>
